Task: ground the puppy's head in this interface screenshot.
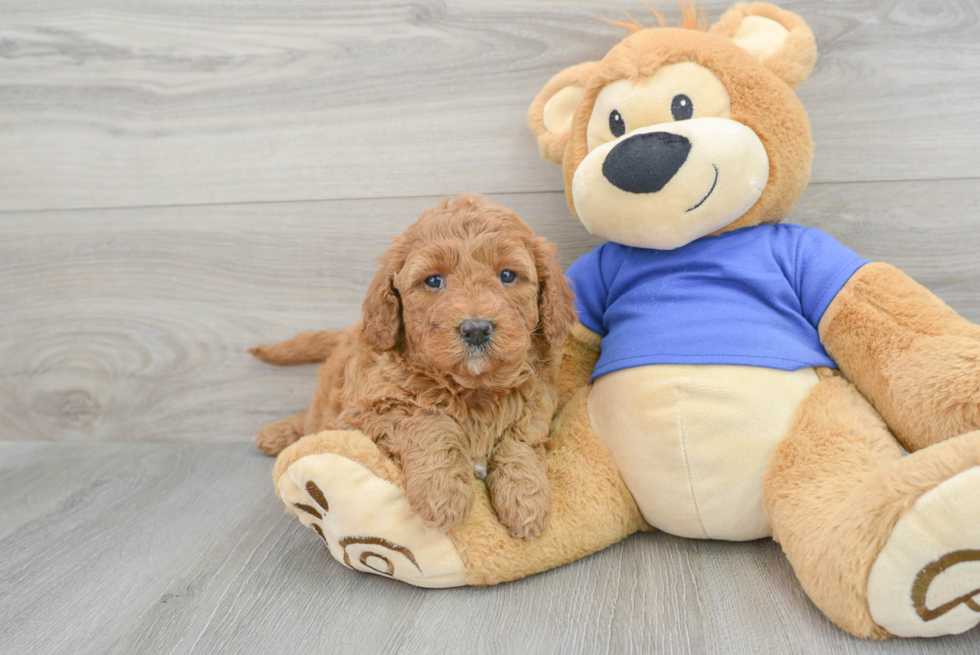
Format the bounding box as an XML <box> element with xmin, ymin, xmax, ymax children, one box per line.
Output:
<box><xmin>362</xmin><ymin>194</ymin><xmax>576</xmax><ymax>389</ymax></box>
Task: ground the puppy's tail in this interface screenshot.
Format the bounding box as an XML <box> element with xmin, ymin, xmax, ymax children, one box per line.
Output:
<box><xmin>250</xmin><ymin>331</ymin><xmax>340</xmax><ymax>366</ymax></box>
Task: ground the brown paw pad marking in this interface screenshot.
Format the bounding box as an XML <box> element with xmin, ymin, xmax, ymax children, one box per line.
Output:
<box><xmin>912</xmin><ymin>549</ymin><xmax>980</xmax><ymax>622</ymax></box>
<box><xmin>305</xmin><ymin>480</ymin><xmax>329</xmax><ymax>512</ymax></box>
<box><xmin>339</xmin><ymin>536</ymin><xmax>421</xmax><ymax>577</ymax></box>
<box><xmin>291</xmin><ymin>481</ymin><xmax>329</xmax><ymax>524</ymax></box>
<box><xmin>293</xmin><ymin>503</ymin><xmax>322</xmax><ymax>519</ymax></box>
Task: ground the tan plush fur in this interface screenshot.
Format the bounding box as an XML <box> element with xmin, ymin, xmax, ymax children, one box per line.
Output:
<box><xmin>256</xmin><ymin>194</ymin><xmax>576</xmax><ymax>539</ymax></box>
<box><xmin>527</xmin><ymin>61</ymin><xmax>599</xmax><ymax>165</ymax></box>
<box><xmin>708</xmin><ymin>2</ymin><xmax>817</xmax><ymax>89</ymax></box>
<box><xmin>765</xmin><ymin>370</ymin><xmax>980</xmax><ymax>638</ymax></box>
<box><xmin>819</xmin><ymin>262</ymin><xmax>980</xmax><ymax>453</ymax></box>
<box><xmin>555</xmin><ymin>322</ymin><xmax>602</xmax><ymax>408</ymax></box>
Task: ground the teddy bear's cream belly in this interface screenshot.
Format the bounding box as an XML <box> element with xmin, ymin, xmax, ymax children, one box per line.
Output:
<box><xmin>587</xmin><ymin>364</ymin><xmax>819</xmax><ymax>541</ymax></box>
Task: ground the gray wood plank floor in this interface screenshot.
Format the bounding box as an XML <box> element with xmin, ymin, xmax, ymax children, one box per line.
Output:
<box><xmin>2</xmin><ymin>441</ymin><xmax>980</xmax><ymax>655</ymax></box>
<box><xmin>3</xmin><ymin>0</ymin><xmax>980</xmax><ymax>652</ymax></box>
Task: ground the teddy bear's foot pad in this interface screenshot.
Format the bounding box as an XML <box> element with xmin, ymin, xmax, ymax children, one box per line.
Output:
<box><xmin>868</xmin><ymin>466</ymin><xmax>980</xmax><ymax>637</ymax></box>
<box><xmin>277</xmin><ymin>452</ymin><xmax>467</xmax><ymax>588</ymax></box>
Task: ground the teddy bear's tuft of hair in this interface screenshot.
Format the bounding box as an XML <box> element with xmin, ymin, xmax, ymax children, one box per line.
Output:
<box><xmin>602</xmin><ymin>1</ymin><xmax>708</xmax><ymax>34</ymax></box>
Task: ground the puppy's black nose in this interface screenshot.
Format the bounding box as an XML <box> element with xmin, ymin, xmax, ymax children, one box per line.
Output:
<box><xmin>459</xmin><ymin>319</ymin><xmax>493</xmax><ymax>347</ymax></box>
<box><xmin>602</xmin><ymin>131</ymin><xmax>691</xmax><ymax>194</ymax></box>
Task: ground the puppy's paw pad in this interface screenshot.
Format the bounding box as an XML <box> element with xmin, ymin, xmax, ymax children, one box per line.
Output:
<box><xmin>869</xmin><ymin>466</ymin><xmax>980</xmax><ymax>637</ymax></box>
<box><xmin>277</xmin><ymin>453</ymin><xmax>467</xmax><ymax>588</ymax></box>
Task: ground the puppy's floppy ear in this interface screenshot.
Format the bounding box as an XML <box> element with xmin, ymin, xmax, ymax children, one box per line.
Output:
<box><xmin>709</xmin><ymin>2</ymin><xmax>817</xmax><ymax>89</ymax></box>
<box><xmin>533</xmin><ymin>238</ymin><xmax>577</xmax><ymax>356</ymax></box>
<box><xmin>361</xmin><ymin>254</ymin><xmax>403</xmax><ymax>351</ymax></box>
<box><xmin>528</xmin><ymin>61</ymin><xmax>599</xmax><ymax>165</ymax></box>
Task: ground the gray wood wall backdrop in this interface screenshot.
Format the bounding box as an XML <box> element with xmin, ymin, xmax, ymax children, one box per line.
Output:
<box><xmin>3</xmin><ymin>1</ymin><xmax>980</xmax><ymax>653</ymax></box>
<box><xmin>3</xmin><ymin>0</ymin><xmax>980</xmax><ymax>444</ymax></box>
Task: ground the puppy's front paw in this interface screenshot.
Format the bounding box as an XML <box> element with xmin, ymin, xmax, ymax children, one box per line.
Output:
<box><xmin>488</xmin><ymin>468</ymin><xmax>552</xmax><ymax>540</ymax></box>
<box><xmin>405</xmin><ymin>467</ymin><xmax>475</xmax><ymax>533</ymax></box>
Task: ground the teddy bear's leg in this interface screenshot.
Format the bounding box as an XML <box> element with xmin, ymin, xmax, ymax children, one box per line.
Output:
<box><xmin>272</xmin><ymin>387</ymin><xmax>646</xmax><ymax>587</ymax></box>
<box><xmin>273</xmin><ymin>428</ymin><xmax>470</xmax><ymax>588</ymax></box>
<box><xmin>764</xmin><ymin>369</ymin><xmax>980</xmax><ymax>639</ymax></box>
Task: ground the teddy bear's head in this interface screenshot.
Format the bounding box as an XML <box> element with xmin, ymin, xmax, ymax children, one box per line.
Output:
<box><xmin>528</xmin><ymin>2</ymin><xmax>817</xmax><ymax>250</ymax></box>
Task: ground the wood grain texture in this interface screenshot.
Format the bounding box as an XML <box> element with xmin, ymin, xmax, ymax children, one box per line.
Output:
<box><xmin>1</xmin><ymin>0</ymin><xmax>978</xmax><ymax>211</ymax></box>
<box><xmin>3</xmin><ymin>180</ymin><xmax>980</xmax><ymax>444</ymax></box>
<box><xmin>1</xmin><ymin>442</ymin><xmax>978</xmax><ymax>655</ymax></box>
<box><xmin>0</xmin><ymin>192</ymin><xmax>596</xmax><ymax>444</ymax></box>
<box><xmin>3</xmin><ymin>1</ymin><xmax>980</xmax><ymax>649</ymax></box>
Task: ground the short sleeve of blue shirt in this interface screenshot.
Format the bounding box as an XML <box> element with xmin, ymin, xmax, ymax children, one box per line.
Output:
<box><xmin>565</xmin><ymin>243</ymin><xmax>625</xmax><ymax>337</ymax></box>
<box><xmin>565</xmin><ymin>226</ymin><xmax>869</xmax><ymax>378</ymax></box>
<box><xmin>787</xmin><ymin>228</ymin><xmax>869</xmax><ymax>327</ymax></box>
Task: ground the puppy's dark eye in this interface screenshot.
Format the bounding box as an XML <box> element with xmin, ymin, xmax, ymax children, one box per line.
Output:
<box><xmin>608</xmin><ymin>110</ymin><xmax>626</xmax><ymax>138</ymax></box>
<box><xmin>671</xmin><ymin>94</ymin><xmax>693</xmax><ymax>121</ymax></box>
<box><xmin>424</xmin><ymin>275</ymin><xmax>443</xmax><ymax>289</ymax></box>
<box><xmin>499</xmin><ymin>270</ymin><xmax>517</xmax><ymax>284</ymax></box>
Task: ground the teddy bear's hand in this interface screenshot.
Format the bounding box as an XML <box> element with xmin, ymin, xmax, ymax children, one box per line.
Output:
<box><xmin>557</xmin><ymin>322</ymin><xmax>602</xmax><ymax>407</ymax></box>
<box><xmin>820</xmin><ymin>262</ymin><xmax>980</xmax><ymax>451</ymax></box>
<box><xmin>486</xmin><ymin>440</ymin><xmax>552</xmax><ymax>540</ymax></box>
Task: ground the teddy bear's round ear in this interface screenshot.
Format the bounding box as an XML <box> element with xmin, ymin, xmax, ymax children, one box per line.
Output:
<box><xmin>709</xmin><ymin>2</ymin><xmax>817</xmax><ymax>89</ymax></box>
<box><xmin>528</xmin><ymin>61</ymin><xmax>599</xmax><ymax>165</ymax></box>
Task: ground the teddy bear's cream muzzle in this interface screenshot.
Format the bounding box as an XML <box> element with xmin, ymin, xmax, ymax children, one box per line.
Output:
<box><xmin>571</xmin><ymin>117</ymin><xmax>769</xmax><ymax>250</ymax></box>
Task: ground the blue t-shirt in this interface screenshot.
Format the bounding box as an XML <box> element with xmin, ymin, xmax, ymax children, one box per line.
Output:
<box><xmin>566</xmin><ymin>224</ymin><xmax>869</xmax><ymax>381</ymax></box>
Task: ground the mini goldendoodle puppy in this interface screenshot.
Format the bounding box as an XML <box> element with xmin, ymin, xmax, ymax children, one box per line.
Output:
<box><xmin>251</xmin><ymin>194</ymin><xmax>577</xmax><ymax>540</ymax></box>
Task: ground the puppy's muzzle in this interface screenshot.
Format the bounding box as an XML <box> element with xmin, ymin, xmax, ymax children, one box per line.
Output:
<box><xmin>459</xmin><ymin>319</ymin><xmax>493</xmax><ymax>347</ymax></box>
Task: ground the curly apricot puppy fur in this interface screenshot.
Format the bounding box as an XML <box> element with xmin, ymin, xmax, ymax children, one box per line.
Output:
<box><xmin>252</xmin><ymin>194</ymin><xmax>577</xmax><ymax>539</ymax></box>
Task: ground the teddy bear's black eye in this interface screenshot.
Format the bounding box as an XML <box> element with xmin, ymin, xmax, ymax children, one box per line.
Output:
<box><xmin>424</xmin><ymin>275</ymin><xmax>443</xmax><ymax>289</ymax></box>
<box><xmin>499</xmin><ymin>270</ymin><xmax>517</xmax><ymax>284</ymax></box>
<box><xmin>671</xmin><ymin>94</ymin><xmax>694</xmax><ymax>121</ymax></box>
<box><xmin>608</xmin><ymin>110</ymin><xmax>626</xmax><ymax>138</ymax></box>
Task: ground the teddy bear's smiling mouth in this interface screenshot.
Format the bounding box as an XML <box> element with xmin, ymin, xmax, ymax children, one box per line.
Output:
<box><xmin>686</xmin><ymin>164</ymin><xmax>719</xmax><ymax>213</ymax></box>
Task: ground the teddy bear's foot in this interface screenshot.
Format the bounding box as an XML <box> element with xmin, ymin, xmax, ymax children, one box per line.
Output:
<box><xmin>270</xmin><ymin>389</ymin><xmax>647</xmax><ymax>587</ymax></box>
<box><xmin>274</xmin><ymin>430</ymin><xmax>467</xmax><ymax>588</ymax></box>
<box><xmin>868</xmin><ymin>465</ymin><xmax>980</xmax><ymax>637</ymax></box>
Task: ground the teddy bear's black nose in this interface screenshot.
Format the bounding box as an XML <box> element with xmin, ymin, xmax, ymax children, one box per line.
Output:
<box><xmin>602</xmin><ymin>132</ymin><xmax>691</xmax><ymax>194</ymax></box>
<box><xmin>459</xmin><ymin>319</ymin><xmax>493</xmax><ymax>347</ymax></box>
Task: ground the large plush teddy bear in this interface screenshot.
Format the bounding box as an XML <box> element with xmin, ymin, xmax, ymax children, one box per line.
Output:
<box><xmin>268</xmin><ymin>2</ymin><xmax>980</xmax><ymax>639</ymax></box>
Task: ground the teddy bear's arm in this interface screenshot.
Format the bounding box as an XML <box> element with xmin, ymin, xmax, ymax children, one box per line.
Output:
<box><xmin>818</xmin><ymin>262</ymin><xmax>980</xmax><ymax>452</ymax></box>
<box><xmin>556</xmin><ymin>322</ymin><xmax>602</xmax><ymax>407</ymax></box>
